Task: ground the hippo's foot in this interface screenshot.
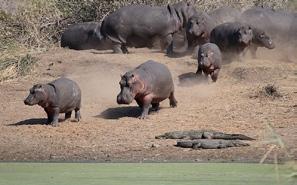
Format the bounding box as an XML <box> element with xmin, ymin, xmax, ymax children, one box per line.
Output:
<box><xmin>138</xmin><ymin>114</ymin><xmax>149</xmax><ymax>119</ymax></box>
<box><xmin>75</xmin><ymin>109</ymin><xmax>81</xmax><ymax>122</ymax></box>
<box><xmin>65</xmin><ymin>111</ymin><xmax>72</xmax><ymax>120</ymax></box>
<box><xmin>151</xmin><ymin>103</ymin><xmax>160</xmax><ymax>112</ymax></box>
<box><xmin>51</xmin><ymin>122</ymin><xmax>60</xmax><ymax>127</ymax></box>
<box><xmin>169</xmin><ymin>92</ymin><xmax>177</xmax><ymax>107</ymax></box>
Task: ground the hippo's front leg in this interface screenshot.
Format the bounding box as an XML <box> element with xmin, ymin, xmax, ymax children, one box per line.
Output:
<box><xmin>139</xmin><ymin>95</ymin><xmax>153</xmax><ymax>119</ymax></box>
<box><xmin>211</xmin><ymin>69</ymin><xmax>220</xmax><ymax>82</ymax></box>
<box><xmin>50</xmin><ymin>107</ymin><xmax>60</xmax><ymax>127</ymax></box>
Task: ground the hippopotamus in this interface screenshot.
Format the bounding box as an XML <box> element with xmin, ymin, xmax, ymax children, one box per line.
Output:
<box><xmin>187</xmin><ymin>12</ymin><xmax>216</xmax><ymax>46</ymax></box>
<box><xmin>61</xmin><ymin>22</ymin><xmax>112</xmax><ymax>50</ymax></box>
<box><xmin>210</xmin><ymin>22</ymin><xmax>253</xmax><ymax>61</ymax></box>
<box><xmin>247</xmin><ymin>27</ymin><xmax>275</xmax><ymax>58</ymax></box>
<box><xmin>100</xmin><ymin>2</ymin><xmax>196</xmax><ymax>54</ymax></box>
<box><xmin>196</xmin><ymin>43</ymin><xmax>222</xmax><ymax>82</ymax></box>
<box><xmin>209</xmin><ymin>7</ymin><xmax>242</xmax><ymax>25</ymax></box>
<box><xmin>239</xmin><ymin>7</ymin><xmax>295</xmax><ymax>43</ymax></box>
<box><xmin>24</xmin><ymin>78</ymin><xmax>81</xmax><ymax>126</ymax></box>
<box><xmin>117</xmin><ymin>60</ymin><xmax>177</xmax><ymax>119</ymax></box>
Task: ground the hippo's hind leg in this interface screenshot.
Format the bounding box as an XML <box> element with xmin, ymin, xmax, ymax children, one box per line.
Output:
<box><xmin>169</xmin><ymin>92</ymin><xmax>177</xmax><ymax>107</ymax></box>
<box><xmin>65</xmin><ymin>111</ymin><xmax>72</xmax><ymax>120</ymax></box>
<box><xmin>112</xmin><ymin>42</ymin><xmax>129</xmax><ymax>54</ymax></box>
<box><xmin>112</xmin><ymin>43</ymin><xmax>123</xmax><ymax>53</ymax></box>
<box><xmin>161</xmin><ymin>34</ymin><xmax>173</xmax><ymax>53</ymax></box>
<box><xmin>74</xmin><ymin>108</ymin><xmax>81</xmax><ymax>122</ymax></box>
<box><xmin>121</xmin><ymin>45</ymin><xmax>129</xmax><ymax>54</ymax></box>
<box><xmin>151</xmin><ymin>103</ymin><xmax>160</xmax><ymax>112</ymax></box>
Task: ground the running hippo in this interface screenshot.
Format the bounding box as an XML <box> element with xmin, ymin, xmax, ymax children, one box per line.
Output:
<box><xmin>117</xmin><ymin>60</ymin><xmax>177</xmax><ymax>119</ymax></box>
<box><xmin>209</xmin><ymin>7</ymin><xmax>242</xmax><ymax>25</ymax></box>
<box><xmin>24</xmin><ymin>78</ymin><xmax>81</xmax><ymax>127</ymax></box>
<box><xmin>101</xmin><ymin>2</ymin><xmax>196</xmax><ymax>54</ymax></box>
<box><xmin>210</xmin><ymin>22</ymin><xmax>253</xmax><ymax>61</ymax></box>
<box><xmin>196</xmin><ymin>43</ymin><xmax>222</xmax><ymax>82</ymax></box>
<box><xmin>248</xmin><ymin>27</ymin><xmax>275</xmax><ymax>58</ymax></box>
<box><xmin>187</xmin><ymin>12</ymin><xmax>216</xmax><ymax>46</ymax></box>
<box><xmin>61</xmin><ymin>22</ymin><xmax>112</xmax><ymax>50</ymax></box>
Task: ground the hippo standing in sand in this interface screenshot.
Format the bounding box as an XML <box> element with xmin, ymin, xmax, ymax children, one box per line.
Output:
<box><xmin>247</xmin><ymin>27</ymin><xmax>275</xmax><ymax>58</ymax></box>
<box><xmin>196</xmin><ymin>43</ymin><xmax>222</xmax><ymax>82</ymax></box>
<box><xmin>210</xmin><ymin>22</ymin><xmax>253</xmax><ymax>61</ymax></box>
<box><xmin>61</xmin><ymin>22</ymin><xmax>112</xmax><ymax>50</ymax></box>
<box><xmin>117</xmin><ymin>60</ymin><xmax>177</xmax><ymax>119</ymax></box>
<box><xmin>100</xmin><ymin>2</ymin><xmax>196</xmax><ymax>54</ymax></box>
<box><xmin>24</xmin><ymin>78</ymin><xmax>81</xmax><ymax>127</ymax></box>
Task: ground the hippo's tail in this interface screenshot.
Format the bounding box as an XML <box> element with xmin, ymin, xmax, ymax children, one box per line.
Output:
<box><xmin>60</xmin><ymin>34</ymin><xmax>68</xmax><ymax>48</ymax></box>
<box><xmin>100</xmin><ymin>20</ymin><xmax>125</xmax><ymax>44</ymax></box>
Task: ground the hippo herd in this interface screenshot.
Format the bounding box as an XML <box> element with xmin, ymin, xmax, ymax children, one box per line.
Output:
<box><xmin>24</xmin><ymin>2</ymin><xmax>297</xmax><ymax>126</ymax></box>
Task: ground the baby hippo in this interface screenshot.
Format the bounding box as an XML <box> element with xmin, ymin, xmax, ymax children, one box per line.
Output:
<box><xmin>196</xmin><ymin>43</ymin><xmax>222</xmax><ymax>82</ymax></box>
<box><xmin>117</xmin><ymin>60</ymin><xmax>177</xmax><ymax>119</ymax></box>
<box><xmin>24</xmin><ymin>77</ymin><xmax>81</xmax><ymax>126</ymax></box>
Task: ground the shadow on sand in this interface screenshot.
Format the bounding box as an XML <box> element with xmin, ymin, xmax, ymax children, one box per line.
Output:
<box><xmin>8</xmin><ymin>118</ymin><xmax>48</xmax><ymax>126</ymax></box>
<box><xmin>98</xmin><ymin>106</ymin><xmax>142</xmax><ymax>120</ymax></box>
<box><xmin>178</xmin><ymin>72</ymin><xmax>208</xmax><ymax>87</ymax></box>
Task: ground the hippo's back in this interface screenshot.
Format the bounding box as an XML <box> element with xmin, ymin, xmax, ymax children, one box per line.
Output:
<box><xmin>135</xmin><ymin>60</ymin><xmax>174</xmax><ymax>94</ymax></box>
<box><xmin>210</xmin><ymin>7</ymin><xmax>241</xmax><ymax>25</ymax></box>
<box><xmin>50</xmin><ymin>78</ymin><xmax>81</xmax><ymax>113</ymax></box>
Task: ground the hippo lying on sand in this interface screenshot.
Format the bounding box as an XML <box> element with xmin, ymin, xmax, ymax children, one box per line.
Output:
<box><xmin>24</xmin><ymin>77</ymin><xmax>81</xmax><ymax>126</ymax></box>
<box><xmin>61</xmin><ymin>22</ymin><xmax>112</xmax><ymax>50</ymax></box>
<box><xmin>117</xmin><ymin>60</ymin><xmax>177</xmax><ymax>119</ymax></box>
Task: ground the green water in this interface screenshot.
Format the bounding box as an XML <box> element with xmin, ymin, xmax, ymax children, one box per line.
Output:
<box><xmin>0</xmin><ymin>163</ymin><xmax>295</xmax><ymax>185</ymax></box>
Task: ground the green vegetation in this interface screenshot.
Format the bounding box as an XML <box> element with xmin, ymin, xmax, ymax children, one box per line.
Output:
<box><xmin>0</xmin><ymin>163</ymin><xmax>296</xmax><ymax>185</ymax></box>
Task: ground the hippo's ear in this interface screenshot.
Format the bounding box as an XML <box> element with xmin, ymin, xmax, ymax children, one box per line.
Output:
<box><xmin>34</xmin><ymin>84</ymin><xmax>42</xmax><ymax>89</ymax></box>
<box><xmin>167</xmin><ymin>4</ymin><xmax>173</xmax><ymax>15</ymax></box>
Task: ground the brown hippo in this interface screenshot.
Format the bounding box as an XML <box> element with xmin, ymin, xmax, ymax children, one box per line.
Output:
<box><xmin>24</xmin><ymin>78</ymin><xmax>81</xmax><ymax>126</ymax></box>
<box><xmin>196</xmin><ymin>43</ymin><xmax>222</xmax><ymax>82</ymax></box>
<box><xmin>117</xmin><ymin>60</ymin><xmax>177</xmax><ymax>119</ymax></box>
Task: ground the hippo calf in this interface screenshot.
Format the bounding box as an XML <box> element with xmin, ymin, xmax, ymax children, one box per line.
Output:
<box><xmin>61</xmin><ymin>22</ymin><xmax>112</xmax><ymax>50</ymax></box>
<box><xmin>117</xmin><ymin>60</ymin><xmax>177</xmax><ymax>119</ymax></box>
<box><xmin>196</xmin><ymin>43</ymin><xmax>222</xmax><ymax>82</ymax></box>
<box><xmin>210</xmin><ymin>22</ymin><xmax>253</xmax><ymax>61</ymax></box>
<box><xmin>24</xmin><ymin>78</ymin><xmax>81</xmax><ymax>126</ymax></box>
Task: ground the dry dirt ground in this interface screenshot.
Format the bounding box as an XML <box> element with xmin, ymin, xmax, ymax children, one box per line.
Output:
<box><xmin>0</xmin><ymin>47</ymin><xmax>296</xmax><ymax>162</ymax></box>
